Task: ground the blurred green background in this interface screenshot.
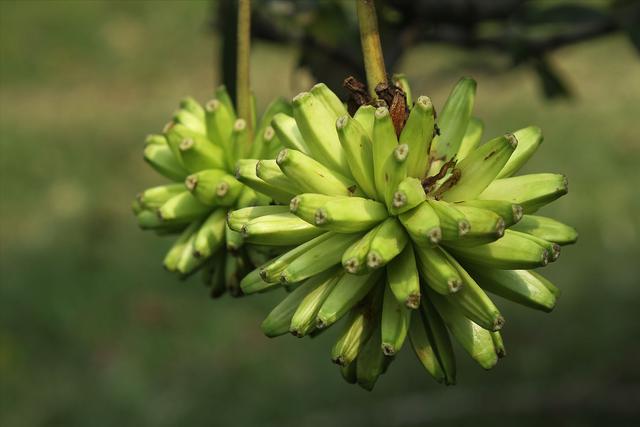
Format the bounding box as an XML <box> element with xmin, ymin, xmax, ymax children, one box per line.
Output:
<box><xmin>1</xmin><ymin>1</ymin><xmax>639</xmax><ymax>426</ymax></box>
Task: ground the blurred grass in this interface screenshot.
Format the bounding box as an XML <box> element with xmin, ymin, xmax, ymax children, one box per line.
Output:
<box><xmin>1</xmin><ymin>1</ymin><xmax>639</xmax><ymax>426</ymax></box>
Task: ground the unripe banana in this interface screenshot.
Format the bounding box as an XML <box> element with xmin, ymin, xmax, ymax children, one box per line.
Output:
<box><xmin>292</xmin><ymin>92</ymin><xmax>350</xmax><ymax>175</ymax></box>
<box><xmin>316</xmin><ymin>270</ymin><xmax>383</xmax><ymax>329</ymax></box>
<box><xmin>456</xmin><ymin>117</ymin><xmax>484</xmax><ymax>161</ymax></box>
<box><xmin>259</xmin><ymin>232</ymin><xmax>335</xmax><ymax>284</ymax></box>
<box><xmin>235</xmin><ymin>159</ymin><xmax>296</xmax><ymax>204</ymax></box>
<box><xmin>143</xmin><ymin>144</ymin><xmax>189</xmax><ymax>181</ymax></box>
<box><xmin>427</xmin><ymin>199</ymin><xmax>470</xmax><ymax>241</ymax></box>
<box><xmin>353</xmin><ymin>105</ymin><xmax>376</xmax><ymax>137</ymax></box>
<box><xmin>310</xmin><ymin>83</ymin><xmax>348</xmax><ymax>118</ymax></box>
<box><xmin>163</xmin><ymin>222</ymin><xmax>200</xmax><ymax>272</ymax></box>
<box><xmin>276</xmin><ymin>149</ymin><xmax>359</xmax><ymax>197</ymax></box>
<box><xmin>366</xmin><ymin>218</ymin><xmax>408</xmax><ymax>269</ymax></box>
<box><xmin>429</xmin><ymin>77</ymin><xmax>476</xmax><ymax>175</ymax></box>
<box><xmin>381</xmin><ymin>283</ymin><xmax>411</xmax><ymax>355</ymax></box>
<box><xmin>290</xmin><ymin>267</ymin><xmax>343</xmax><ymax>337</ymax></box>
<box><xmin>456</xmin><ymin>199</ymin><xmax>523</xmax><ymax>227</ymax></box>
<box><xmin>428</xmin><ymin>289</ymin><xmax>498</xmax><ymax>370</ymax></box>
<box><xmin>225</xmin><ymin>253</ymin><xmax>248</xmax><ymax>297</ymax></box>
<box><xmin>179</xmin><ymin>96</ymin><xmax>205</xmax><ymax>121</ymax></box>
<box><xmin>372</xmin><ymin>106</ymin><xmax>399</xmax><ymax>201</ymax></box>
<box><xmin>399</xmin><ymin>95</ymin><xmax>434</xmax><ymax>179</ymax></box>
<box><xmin>137</xmin><ymin>183</ymin><xmax>185</xmax><ymax>209</ymax></box>
<box><xmin>235</xmin><ymin>185</ymin><xmax>271</xmax><ymax>208</ymax></box>
<box><xmin>227</xmin><ymin>205</ymin><xmax>290</xmax><ymax>232</ymax></box>
<box><xmin>280</xmin><ymin>232</ymin><xmax>362</xmax><ymax>284</ymax></box>
<box><xmin>193</xmin><ymin>208</ymin><xmax>227</xmax><ymax>258</ymax></box>
<box><xmin>510</xmin><ymin>215</ymin><xmax>578</xmax><ymax>245</ymax></box>
<box><xmin>173</xmin><ymin>108</ymin><xmax>206</xmax><ymax>135</ymax></box>
<box><xmin>314</xmin><ymin>197</ymin><xmax>389</xmax><ymax>233</ymax></box>
<box><xmin>158</xmin><ymin>191</ymin><xmax>209</xmax><ymax>222</ymax></box>
<box><xmin>185</xmin><ymin>169</ymin><xmax>241</xmax><ymax>207</ymax></box>
<box><xmin>214</xmin><ymin>85</ymin><xmax>236</xmax><ymax>116</ymax></box>
<box><xmin>203</xmin><ymin>254</ymin><xmax>226</xmax><ymax>298</ymax></box>
<box><xmin>408</xmin><ymin>309</ymin><xmax>445</xmax><ymax>384</ymax></box>
<box><xmin>336</xmin><ymin>114</ymin><xmax>377</xmax><ymax>199</ymax></box>
<box><xmin>137</xmin><ymin>209</ymin><xmax>184</xmax><ymax>230</ymax></box>
<box><xmin>261</xmin><ymin>277</ymin><xmax>315</xmax><ymax>337</ymax></box>
<box><xmin>251</xmin><ymin>97</ymin><xmax>292</xmax><ymax>158</ymax></box>
<box><xmin>241</xmin><ymin>212</ymin><xmax>324</xmax><ymax>246</ymax></box>
<box><xmin>509</xmin><ymin>229</ymin><xmax>561</xmax><ymax>262</ymax></box>
<box><xmin>478</xmin><ymin>173</ymin><xmax>568</xmax><ymax>214</ymax></box>
<box><xmin>465</xmin><ymin>266</ymin><xmax>557</xmax><ymax>312</ymax></box>
<box><xmin>382</xmin><ymin>143</ymin><xmax>409</xmax><ymax>209</ymax></box>
<box><xmin>439</xmin><ymin>249</ymin><xmax>504</xmax><ymax>331</ymax></box>
<box><xmin>491</xmin><ymin>331</ymin><xmax>506</xmax><ymax>358</ymax></box>
<box><xmin>445</xmin><ymin>229</ymin><xmax>549</xmax><ymax>269</ymax></box>
<box><xmin>204</xmin><ymin>97</ymin><xmax>235</xmax><ymax>159</ymax></box>
<box><xmin>271</xmin><ymin>113</ymin><xmax>310</xmax><ymax>154</ymax></box>
<box><xmin>398</xmin><ymin>201</ymin><xmax>442</xmax><ymax>246</ymax></box>
<box><xmin>453</xmin><ymin>204</ymin><xmax>505</xmax><ymax>247</ymax></box>
<box><xmin>389</xmin><ymin>177</ymin><xmax>427</xmax><ymax>215</ymax></box>
<box><xmin>420</xmin><ymin>297</ymin><xmax>457</xmax><ymax>384</ymax></box>
<box><xmin>167</xmin><ymin>124</ymin><xmax>226</xmax><ymax>172</ymax></box>
<box><xmin>356</xmin><ymin>322</ymin><xmax>389</xmax><ymax>391</ymax></box>
<box><xmin>339</xmin><ymin>361</ymin><xmax>358</xmax><ymax>384</ymax></box>
<box><xmin>497</xmin><ymin>126</ymin><xmax>543</xmax><ymax>178</ymax></box>
<box><xmin>145</xmin><ymin>133</ymin><xmax>167</xmax><ymax>146</ymax></box>
<box><xmin>414</xmin><ymin>244</ymin><xmax>463</xmax><ymax>294</ymax></box>
<box><xmin>229</xmin><ymin>118</ymin><xmax>250</xmax><ymax>169</ymax></box>
<box><xmin>342</xmin><ymin>223</ymin><xmax>384</xmax><ymax>274</ymax></box>
<box><xmin>176</xmin><ymin>229</ymin><xmax>208</xmax><ymax>275</ymax></box>
<box><xmin>386</xmin><ymin>244</ymin><xmax>421</xmax><ymax>309</ymax></box>
<box><xmin>289</xmin><ymin>193</ymin><xmax>337</xmax><ymax>224</ymax></box>
<box><xmin>441</xmin><ymin>133</ymin><xmax>517</xmax><ymax>202</ymax></box>
<box><xmin>255</xmin><ymin>159</ymin><xmax>302</xmax><ymax>195</ymax></box>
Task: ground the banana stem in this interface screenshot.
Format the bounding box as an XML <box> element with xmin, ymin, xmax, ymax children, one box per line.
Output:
<box><xmin>356</xmin><ymin>0</ymin><xmax>387</xmax><ymax>97</ymax></box>
<box><xmin>236</xmin><ymin>0</ymin><xmax>252</xmax><ymax>137</ymax></box>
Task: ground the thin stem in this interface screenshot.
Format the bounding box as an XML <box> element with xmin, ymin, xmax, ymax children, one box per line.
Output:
<box><xmin>236</xmin><ymin>0</ymin><xmax>252</xmax><ymax>136</ymax></box>
<box><xmin>356</xmin><ymin>0</ymin><xmax>387</xmax><ymax>97</ymax></box>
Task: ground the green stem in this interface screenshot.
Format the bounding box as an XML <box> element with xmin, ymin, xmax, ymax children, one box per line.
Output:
<box><xmin>356</xmin><ymin>0</ymin><xmax>387</xmax><ymax>97</ymax></box>
<box><xmin>236</xmin><ymin>0</ymin><xmax>252</xmax><ymax>135</ymax></box>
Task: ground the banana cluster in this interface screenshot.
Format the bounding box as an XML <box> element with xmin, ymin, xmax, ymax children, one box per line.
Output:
<box><xmin>234</xmin><ymin>78</ymin><xmax>577</xmax><ymax>390</ymax></box>
<box><xmin>132</xmin><ymin>86</ymin><xmax>291</xmax><ymax>297</ymax></box>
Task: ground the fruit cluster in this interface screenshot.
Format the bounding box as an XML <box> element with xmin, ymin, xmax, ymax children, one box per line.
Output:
<box><xmin>132</xmin><ymin>86</ymin><xmax>292</xmax><ymax>297</ymax></box>
<box><xmin>133</xmin><ymin>77</ymin><xmax>576</xmax><ymax>390</ymax></box>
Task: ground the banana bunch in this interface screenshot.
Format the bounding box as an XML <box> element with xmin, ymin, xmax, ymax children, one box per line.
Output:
<box><xmin>132</xmin><ymin>86</ymin><xmax>292</xmax><ymax>297</ymax></box>
<box><xmin>234</xmin><ymin>77</ymin><xmax>577</xmax><ymax>390</ymax></box>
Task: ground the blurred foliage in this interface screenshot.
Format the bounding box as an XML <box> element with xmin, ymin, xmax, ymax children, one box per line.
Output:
<box><xmin>217</xmin><ymin>0</ymin><xmax>640</xmax><ymax>100</ymax></box>
<box><xmin>1</xmin><ymin>1</ymin><xmax>640</xmax><ymax>426</ymax></box>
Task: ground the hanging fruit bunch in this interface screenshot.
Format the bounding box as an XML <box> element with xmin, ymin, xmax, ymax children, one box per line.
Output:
<box><xmin>132</xmin><ymin>86</ymin><xmax>292</xmax><ymax>297</ymax></box>
<box><xmin>233</xmin><ymin>73</ymin><xmax>577</xmax><ymax>390</ymax></box>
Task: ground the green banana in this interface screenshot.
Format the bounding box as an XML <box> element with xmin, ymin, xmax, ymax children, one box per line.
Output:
<box><xmin>310</xmin><ymin>83</ymin><xmax>348</xmax><ymax>118</ymax></box>
<box><xmin>453</xmin><ymin>204</ymin><xmax>505</xmax><ymax>246</ymax></box>
<box><xmin>143</xmin><ymin>144</ymin><xmax>189</xmax><ymax>181</ymax></box>
<box><xmin>137</xmin><ymin>183</ymin><xmax>185</xmax><ymax>209</ymax></box>
<box><xmin>203</xmin><ymin>254</ymin><xmax>226</xmax><ymax>298</ymax></box>
<box><xmin>456</xmin><ymin>199</ymin><xmax>523</xmax><ymax>227</ymax></box>
<box><xmin>382</xmin><ymin>143</ymin><xmax>409</xmax><ymax>209</ymax></box>
<box><xmin>456</xmin><ymin>117</ymin><xmax>484</xmax><ymax>161</ymax></box>
<box><xmin>204</xmin><ymin>98</ymin><xmax>235</xmax><ymax>162</ymax></box>
<box><xmin>336</xmin><ymin>114</ymin><xmax>377</xmax><ymax>199</ymax></box>
<box><xmin>193</xmin><ymin>208</ymin><xmax>227</xmax><ymax>258</ymax></box>
<box><xmin>429</xmin><ymin>290</ymin><xmax>497</xmax><ymax>370</ymax></box>
<box><xmin>445</xmin><ymin>229</ymin><xmax>549</xmax><ymax>269</ymax></box>
<box><xmin>419</xmin><ymin>297</ymin><xmax>456</xmax><ymax>385</ymax></box>
<box><xmin>491</xmin><ymin>331</ymin><xmax>506</xmax><ymax>358</ymax></box>
<box><xmin>353</xmin><ymin>105</ymin><xmax>376</xmax><ymax>137</ymax></box>
<box><xmin>241</xmin><ymin>212</ymin><xmax>324</xmax><ymax>246</ymax></box>
<box><xmin>440</xmin><ymin>133</ymin><xmax>517</xmax><ymax>202</ymax></box>
<box><xmin>510</xmin><ymin>215</ymin><xmax>578</xmax><ymax>245</ymax></box>
<box><xmin>465</xmin><ymin>266</ymin><xmax>557</xmax><ymax>312</ymax></box>
<box><xmin>316</xmin><ymin>270</ymin><xmax>382</xmax><ymax>329</ymax></box>
<box><xmin>367</xmin><ymin>218</ymin><xmax>409</xmax><ymax>269</ymax></box>
<box><xmin>173</xmin><ymin>109</ymin><xmax>205</xmax><ymax>135</ymax></box>
<box><xmin>179</xmin><ymin>96</ymin><xmax>204</xmax><ymax>120</ymax></box>
<box><xmin>157</xmin><ymin>191</ymin><xmax>209</xmax><ymax>222</ymax></box>
<box><xmin>292</xmin><ymin>91</ymin><xmax>350</xmax><ymax>175</ymax></box>
<box><xmin>314</xmin><ymin>197</ymin><xmax>389</xmax><ymax>233</ymax></box>
<box><xmin>381</xmin><ymin>283</ymin><xmax>411</xmax><ymax>355</ymax></box>
<box><xmin>169</xmin><ymin>125</ymin><xmax>226</xmax><ymax>172</ymax></box>
<box><xmin>429</xmin><ymin>77</ymin><xmax>476</xmax><ymax>174</ymax></box>
<box><xmin>478</xmin><ymin>173</ymin><xmax>568</xmax><ymax>214</ymax></box>
<box><xmin>497</xmin><ymin>126</ymin><xmax>543</xmax><ymax>178</ymax></box>
<box><xmin>235</xmin><ymin>159</ymin><xmax>296</xmax><ymax>204</ymax></box>
<box><xmin>427</xmin><ymin>199</ymin><xmax>470</xmax><ymax>241</ymax></box>
<box><xmin>440</xmin><ymin>250</ymin><xmax>504</xmax><ymax>331</ymax></box>
<box><xmin>186</xmin><ymin>169</ymin><xmax>242</xmax><ymax>207</ymax></box>
<box><xmin>289</xmin><ymin>193</ymin><xmax>337</xmax><ymax>224</ymax></box>
<box><xmin>176</xmin><ymin>229</ymin><xmax>208</xmax><ymax>275</ymax></box>
<box><xmin>261</xmin><ymin>282</ymin><xmax>314</xmax><ymax>337</ymax></box>
<box><xmin>509</xmin><ymin>229</ymin><xmax>561</xmax><ymax>262</ymax></box>
<box><xmin>251</xmin><ymin>97</ymin><xmax>292</xmax><ymax>158</ymax></box>
<box><xmin>399</xmin><ymin>95</ymin><xmax>435</xmax><ymax>179</ymax></box>
<box><xmin>259</xmin><ymin>232</ymin><xmax>336</xmax><ymax>284</ymax></box>
<box><xmin>290</xmin><ymin>267</ymin><xmax>343</xmax><ymax>337</ymax></box>
<box><xmin>414</xmin><ymin>244</ymin><xmax>463</xmax><ymax>294</ymax></box>
<box><xmin>227</xmin><ymin>205</ymin><xmax>289</xmax><ymax>232</ymax></box>
<box><xmin>255</xmin><ymin>159</ymin><xmax>302</xmax><ymax>195</ymax></box>
<box><xmin>356</xmin><ymin>322</ymin><xmax>389</xmax><ymax>391</ymax></box>
<box><xmin>342</xmin><ymin>223</ymin><xmax>384</xmax><ymax>274</ymax></box>
<box><xmin>390</xmin><ymin>177</ymin><xmax>427</xmax><ymax>215</ymax></box>
<box><xmin>145</xmin><ymin>133</ymin><xmax>167</xmax><ymax>146</ymax></box>
<box><xmin>229</xmin><ymin>118</ymin><xmax>250</xmax><ymax>168</ymax></box>
<box><xmin>339</xmin><ymin>361</ymin><xmax>358</xmax><ymax>384</ymax></box>
<box><xmin>163</xmin><ymin>222</ymin><xmax>200</xmax><ymax>272</ymax></box>
<box><xmin>372</xmin><ymin>106</ymin><xmax>398</xmax><ymax>202</ymax></box>
<box><xmin>280</xmin><ymin>232</ymin><xmax>362</xmax><ymax>284</ymax></box>
<box><xmin>408</xmin><ymin>309</ymin><xmax>445</xmax><ymax>383</ymax></box>
<box><xmin>386</xmin><ymin>244</ymin><xmax>421</xmax><ymax>309</ymax></box>
<box><xmin>276</xmin><ymin>149</ymin><xmax>359</xmax><ymax>197</ymax></box>
<box><xmin>398</xmin><ymin>201</ymin><xmax>442</xmax><ymax>246</ymax></box>
<box><xmin>271</xmin><ymin>113</ymin><xmax>310</xmax><ymax>154</ymax></box>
